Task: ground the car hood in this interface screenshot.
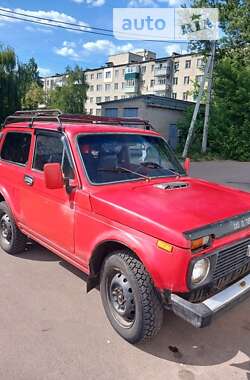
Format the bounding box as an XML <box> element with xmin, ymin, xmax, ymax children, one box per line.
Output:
<box><xmin>90</xmin><ymin>178</ymin><xmax>250</xmax><ymax>248</ymax></box>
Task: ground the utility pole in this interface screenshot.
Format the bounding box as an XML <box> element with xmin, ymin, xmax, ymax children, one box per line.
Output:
<box><xmin>201</xmin><ymin>41</ymin><xmax>216</xmax><ymax>153</ymax></box>
<box><xmin>182</xmin><ymin>52</ymin><xmax>212</xmax><ymax>158</ymax></box>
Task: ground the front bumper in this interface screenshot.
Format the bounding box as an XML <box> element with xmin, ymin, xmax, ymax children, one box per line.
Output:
<box><xmin>169</xmin><ymin>273</ymin><xmax>250</xmax><ymax>328</ymax></box>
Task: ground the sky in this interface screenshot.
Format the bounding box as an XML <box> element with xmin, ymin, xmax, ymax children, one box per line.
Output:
<box><xmin>0</xmin><ymin>0</ymin><xmax>190</xmax><ymax>77</ymax></box>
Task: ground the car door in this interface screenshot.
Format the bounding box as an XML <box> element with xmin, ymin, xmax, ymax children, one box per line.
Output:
<box><xmin>20</xmin><ymin>130</ymin><xmax>77</xmax><ymax>255</ymax></box>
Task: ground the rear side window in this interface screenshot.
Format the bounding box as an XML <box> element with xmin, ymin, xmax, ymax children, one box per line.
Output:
<box><xmin>0</xmin><ymin>132</ymin><xmax>31</xmax><ymax>165</ymax></box>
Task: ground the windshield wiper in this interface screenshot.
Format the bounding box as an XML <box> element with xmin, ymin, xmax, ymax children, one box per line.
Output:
<box><xmin>140</xmin><ymin>162</ymin><xmax>181</xmax><ymax>178</ymax></box>
<box><xmin>98</xmin><ymin>166</ymin><xmax>151</xmax><ymax>181</ymax></box>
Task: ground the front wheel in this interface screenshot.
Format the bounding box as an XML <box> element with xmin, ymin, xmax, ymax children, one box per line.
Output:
<box><xmin>0</xmin><ymin>202</ymin><xmax>27</xmax><ymax>254</ymax></box>
<box><xmin>100</xmin><ymin>251</ymin><xmax>163</xmax><ymax>343</ymax></box>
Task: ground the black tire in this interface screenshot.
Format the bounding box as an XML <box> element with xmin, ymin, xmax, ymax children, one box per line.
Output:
<box><xmin>100</xmin><ymin>250</ymin><xmax>163</xmax><ymax>343</ymax></box>
<box><xmin>0</xmin><ymin>201</ymin><xmax>27</xmax><ymax>254</ymax></box>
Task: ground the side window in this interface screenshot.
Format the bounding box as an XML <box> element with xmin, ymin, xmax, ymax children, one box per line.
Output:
<box><xmin>0</xmin><ymin>132</ymin><xmax>31</xmax><ymax>165</ymax></box>
<box><xmin>33</xmin><ymin>134</ymin><xmax>74</xmax><ymax>178</ymax></box>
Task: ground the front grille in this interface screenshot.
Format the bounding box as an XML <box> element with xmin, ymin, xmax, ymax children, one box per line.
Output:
<box><xmin>213</xmin><ymin>239</ymin><xmax>250</xmax><ymax>280</ymax></box>
<box><xmin>186</xmin><ymin>239</ymin><xmax>250</xmax><ymax>303</ymax></box>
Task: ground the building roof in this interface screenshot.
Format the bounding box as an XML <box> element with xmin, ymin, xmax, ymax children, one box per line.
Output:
<box><xmin>98</xmin><ymin>95</ymin><xmax>195</xmax><ymax>112</ymax></box>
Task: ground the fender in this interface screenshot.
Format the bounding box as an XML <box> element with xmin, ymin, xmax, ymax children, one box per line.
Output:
<box><xmin>0</xmin><ymin>185</ymin><xmax>18</xmax><ymax>220</ymax></box>
<box><xmin>86</xmin><ymin>221</ymin><xmax>190</xmax><ymax>293</ymax></box>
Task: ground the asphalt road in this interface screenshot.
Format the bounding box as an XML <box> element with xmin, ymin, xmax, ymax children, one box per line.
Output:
<box><xmin>0</xmin><ymin>160</ymin><xmax>250</xmax><ymax>380</ymax></box>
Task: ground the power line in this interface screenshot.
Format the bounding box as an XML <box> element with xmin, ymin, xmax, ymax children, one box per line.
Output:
<box><xmin>0</xmin><ymin>13</ymin><xmax>114</xmax><ymax>37</ymax></box>
<box><xmin>0</xmin><ymin>8</ymin><xmax>188</xmax><ymax>43</ymax></box>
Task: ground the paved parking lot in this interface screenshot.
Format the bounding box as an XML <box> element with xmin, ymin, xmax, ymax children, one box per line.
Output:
<box><xmin>0</xmin><ymin>160</ymin><xmax>249</xmax><ymax>380</ymax></box>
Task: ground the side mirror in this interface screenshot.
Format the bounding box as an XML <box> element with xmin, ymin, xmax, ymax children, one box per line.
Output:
<box><xmin>184</xmin><ymin>158</ymin><xmax>191</xmax><ymax>175</ymax></box>
<box><xmin>44</xmin><ymin>163</ymin><xmax>64</xmax><ymax>190</ymax></box>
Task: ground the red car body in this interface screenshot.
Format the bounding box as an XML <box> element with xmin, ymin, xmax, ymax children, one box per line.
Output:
<box><xmin>0</xmin><ymin>116</ymin><xmax>250</xmax><ymax>332</ymax></box>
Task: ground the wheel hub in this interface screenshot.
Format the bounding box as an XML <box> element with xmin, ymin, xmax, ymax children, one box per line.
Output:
<box><xmin>0</xmin><ymin>214</ymin><xmax>12</xmax><ymax>244</ymax></box>
<box><xmin>109</xmin><ymin>272</ymin><xmax>135</xmax><ymax>325</ymax></box>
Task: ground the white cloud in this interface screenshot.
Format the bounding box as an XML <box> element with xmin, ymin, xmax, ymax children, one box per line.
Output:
<box><xmin>83</xmin><ymin>39</ymin><xmax>134</xmax><ymax>55</ymax></box>
<box><xmin>165</xmin><ymin>43</ymin><xmax>187</xmax><ymax>55</ymax></box>
<box><xmin>38</xmin><ymin>67</ymin><xmax>52</xmax><ymax>76</ymax></box>
<box><xmin>127</xmin><ymin>0</ymin><xmax>183</xmax><ymax>6</ymax></box>
<box><xmin>72</xmin><ymin>0</ymin><xmax>105</xmax><ymax>6</ymax></box>
<box><xmin>25</xmin><ymin>25</ymin><xmax>53</xmax><ymax>33</ymax></box>
<box><xmin>54</xmin><ymin>41</ymin><xmax>79</xmax><ymax>59</ymax></box>
<box><xmin>0</xmin><ymin>7</ymin><xmax>89</xmax><ymax>31</ymax></box>
<box><xmin>128</xmin><ymin>0</ymin><xmax>158</xmax><ymax>7</ymax></box>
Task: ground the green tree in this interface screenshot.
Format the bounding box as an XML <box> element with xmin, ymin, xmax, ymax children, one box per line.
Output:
<box><xmin>17</xmin><ymin>57</ymin><xmax>42</xmax><ymax>106</ymax></box>
<box><xmin>0</xmin><ymin>45</ymin><xmax>18</xmax><ymax>122</ymax></box>
<box><xmin>179</xmin><ymin>0</ymin><xmax>250</xmax><ymax>160</ymax></box>
<box><xmin>47</xmin><ymin>66</ymin><xmax>88</xmax><ymax>113</ymax></box>
<box><xmin>22</xmin><ymin>82</ymin><xmax>45</xmax><ymax>110</ymax></box>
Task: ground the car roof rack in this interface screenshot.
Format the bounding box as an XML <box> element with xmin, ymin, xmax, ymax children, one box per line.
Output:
<box><xmin>2</xmin><ymin>109</ymin><xmax>154</xmax><ymax>131</ymax></box>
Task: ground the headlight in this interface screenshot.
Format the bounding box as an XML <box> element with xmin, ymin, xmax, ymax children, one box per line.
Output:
<box><xmin>191</xmin><ymin>258</ymin><xmax>210</xmax><ymax>285</ymax></box>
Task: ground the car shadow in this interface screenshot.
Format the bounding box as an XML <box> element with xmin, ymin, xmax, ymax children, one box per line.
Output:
<box><xmin>15</xmin><ymin>243</ymin><xmax>250</xmax><ymax>373</ymax></box>
<box><xmin>137</xmin><ymin>303</ymin><xmax>250</xmax><ymax>370</ymax></box>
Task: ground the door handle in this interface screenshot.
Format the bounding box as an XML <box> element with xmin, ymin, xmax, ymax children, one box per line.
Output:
<box><xmin>24</xmin><ymin>175</ymin><xmax>34</xmax><ymax>186</ymax></box>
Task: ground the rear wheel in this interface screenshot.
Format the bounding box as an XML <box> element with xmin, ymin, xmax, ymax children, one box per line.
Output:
<box><xmin>0</xmin><ymin>202</ymin><xmax>27</xmax><ymax>254</ymax></box>
<box><xmin>100</xmin><ymin>250</ymin><xmax>163</xmax><ymax>343</ymax></box>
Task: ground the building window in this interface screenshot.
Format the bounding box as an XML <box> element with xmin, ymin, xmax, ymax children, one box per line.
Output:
<box><xmin>141</xmin><ymin>80</ymin><xmax>145</xmax><ymax>87</ymax></box>
<box><xmin>96</xmin><ymin>109</ymin><xmax>102</xmax><ymax>116</ymax></box>
<box><xmin>114</xmin><ymin>83</ymin><xmax>119</xmax><ymax>90</ymax></box>
<box><xmin>172</xmin><ymin>93</ymin><xmax>177</xmax><ymax>99</ymax></box>
<box><xmin>151</xmin><ymin>64</ymin><xmax>154</xmax><ymax>72</ymax></box>
<box><xmin>89</xmin><ymin>109</ymin><xmax>93</xmax><ymax>115</ymax></box>
<box><xmin>89</xmin><ymin>85</ymin><xmax>94</xmax><ymax>92</ymax></box>
<box><xmin>96</xmin><ymin>72</ymin><xmax>102</xmax><ymax>80</ymax></box>
<box><xmin>173</xmin><ymin>77</ymin><xmax>178</xmax><ymax>85</ymax></box>
<box><xmin>126</xmin><ymin>79</ymin><xmax>135</xmax><ymax>87</ymax></box>
<box><xmin>183</xmin><ymin>92</ymin><xmax>188</xmax><ymax>100</ymax></box>
<box><xmin>84</xmin><ymin>74</ymin><xmax>88</xmax><ymax>81</ymax></box>
<box><xmin>196</xmin><ymin>75</ymin><xmax>204</xmax><ymax>84</ymax></box>
<box><xmin>150</xmin><ymin>79</ymin><xmax>155</xmax><ymax>87</ymax></box>
<box><xmin>105</xmin><ymin>96</ymin><xmax>110</xmax><ymax>102</ymax></box>
<box><xmin>96</xmin><ymin>84</ymin><xmax>102</xmax><ymax>92</ymax></box>
<box><xmin>174</xmin><ymin>62</ymin><xmax>179</xmax><ymax>71</ymax></box>
<box><xmin>122</xmin><ymin>69</ymin><xmax>125</xmax><ymax>75</ymax></box>
<box><xmin>90</xmin><ymin>73</ymin><xmax>94</xmax><ymax>80</ymax></box>
<box><xmin>197</xmin><ymin>58</ymin><xmax>203</xmax><ymax>68</ymax></box>
<box><xmin>89</xmin><ymin>97</ymin><xmax>93</xmax><ymax>103</ymax></box>
<box><xmin>114</xmin><ymin>96</ymin><xmax>118</xmax><ymax>100</ymax></box>
<box><xmin>158</xmin><ymin>78</ymin><xmax>166</xmax><ymax>85</ymax></box>
<box><xmin>96</xmin><ymin>96</ymin><xmax>102</xmax><ymax>103</ymax></box>
<box><xmin>121</xmin><ymin>95</ymin><xmax>126</xmax><ymax>99</ymax></box>
<box><xmin>184</xmin><ymin>76</ymin><xmax>190</xmax><ymax>85</ymax></box>
<box><xmin>105</xmin><ymin>71</ymin><xmax>111</xmax><ymax>79</ymax></box>
<box><xmin>185</xmin><ymin>60</ymin><xmax>191</xmax><ymax>69</ymax></box>
<box><xmin>115</xmin><ymin>69</ymin><xmax>119</xmax><ymax>78</ymax></box>
<box><xmin>141</xmin><ymin>66</ymin><xmax>146</xmax><ymax>74</ymax></box>
<box><xmin>105</xmin><ymin>83</ymin><xmax>111</xmax><ymax>91</ymax></box>
<box><xmin>123</xmin><ymin>108</ymin><xmax>138</xmax><ymax>118</ymax></box>
<box><xmin>105</xmin><ymin>108</ymin><xmax>118</xmax><ymax>117</ymax></box>
<box><xmin>122</xmin><ymin>82</ymin><xmax>125</xmax><ymax>89</ymax></box>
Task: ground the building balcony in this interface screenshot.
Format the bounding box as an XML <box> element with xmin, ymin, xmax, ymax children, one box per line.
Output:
<box><xmin>124</xmin><ymin>84</ymin><xmax>139</xmax><ymax>94</ymax></box>
<box><xmin>125</xmin><ymin>66</ymin><xmax>140</xmax><ymax>74</ymax></box>
<box><xmin>154</xmin><ymin>65</ymin><xmax>171</xmax><ymax>77</ymax></box>
<box><xmin>153</xmin><ymin>83</ymin><xmax>172</xmax><ymax>96</ymax></box>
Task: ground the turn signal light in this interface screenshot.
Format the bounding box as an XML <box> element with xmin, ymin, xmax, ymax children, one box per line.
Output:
<box><xmin>157</xmin><ymin>240</ymin><xmax>173</xmax><ymax>253</ymax></box>
<box><xmin>191</xmin><ymin>236</ymin><xmax>211</xmax><ymax>251</ymax></box>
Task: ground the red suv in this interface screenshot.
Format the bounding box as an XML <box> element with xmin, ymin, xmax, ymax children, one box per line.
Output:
<box><xmin>0</xmin><ymin>110</ymin><xmax>249</xmax><ymax>343</ymax></box>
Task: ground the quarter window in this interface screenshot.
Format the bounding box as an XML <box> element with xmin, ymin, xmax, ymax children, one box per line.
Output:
<box><xmin>0</xmin><ymin>132</ymin><xmax>31</xmax><ymax>165</ymax></box>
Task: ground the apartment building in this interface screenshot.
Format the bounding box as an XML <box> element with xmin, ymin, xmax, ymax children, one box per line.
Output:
<box><xmin>84</xmin><ymin>50</ymin><xmax>204</xmax><ymax>115</ymax></box>
<box><xmin>42</xmin><ymin>73</ymin><xmax>67</xmax><ymax>96</ymax></box>
<box><xmin>42</xmin><ymin>49</ymin><xmax>204</xmax><ymax>115</ymax></box>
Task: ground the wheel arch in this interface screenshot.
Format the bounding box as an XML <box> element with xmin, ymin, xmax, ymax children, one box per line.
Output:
<box><xmin>87</xmin><ymin>240</ymin><xmax>140</xmax><ymax>292</ymax></box>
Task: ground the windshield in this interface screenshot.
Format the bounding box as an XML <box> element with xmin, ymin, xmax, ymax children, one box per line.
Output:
<box><xmin>78</xmin><ymin>133</ymin><xmax>185</xmax><ymax>184</ymax></box>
